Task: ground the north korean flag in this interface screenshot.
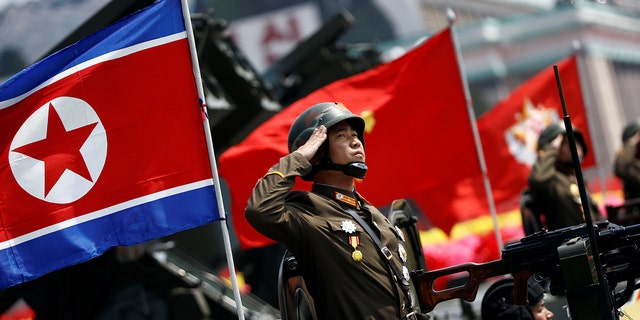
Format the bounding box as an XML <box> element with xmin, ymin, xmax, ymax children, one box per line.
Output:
<box><xmin>0</xmin><ymin>0</ymin><xmax>220</xmax><ymax>289</ymax></box>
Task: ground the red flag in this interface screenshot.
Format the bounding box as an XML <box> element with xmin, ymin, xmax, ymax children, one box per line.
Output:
<box><xmin>0</xmin><ymin>0</ymin><xmax>220</xmax><ymax>289</ymax></box>
<box><xmin>477</xmin><ymin>55</ymin><xmax>594</xmax><ymax>212</ymax></box>
<box><xmin>219</xmin><ymin>27</ymin><xmax>483</xmax><ymax>250</ymax></box>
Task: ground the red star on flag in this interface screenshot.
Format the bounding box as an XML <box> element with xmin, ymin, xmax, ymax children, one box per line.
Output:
<box><xmin>12</xmin><ymin>102</ymin><xmax>98</xmax><ymax>196</ymax></box>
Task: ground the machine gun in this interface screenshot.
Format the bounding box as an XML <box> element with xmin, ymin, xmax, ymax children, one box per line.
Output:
<box><xmin>411</xmin><ymin>220</ymin><xmax>640</xmax><ymax>319</ymax></box>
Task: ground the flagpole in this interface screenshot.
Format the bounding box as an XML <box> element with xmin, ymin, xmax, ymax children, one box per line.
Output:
<box><xmin>180</xmin><ymin>0</ymin><xmax>246</xmax><ymax>319</ymax></box>
<box><xmin>574</xmin><ymin>43</ymin><xmax>608</xmax><ymax>200</ymax></box>
<box><xmin>446</xmin><ymin>8</ymin><xmax>504</xmax><ymax>250</ymax></box>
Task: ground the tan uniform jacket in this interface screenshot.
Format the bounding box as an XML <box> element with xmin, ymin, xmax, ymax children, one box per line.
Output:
<box><xmin>528</xmin><ymin>145</ymin><xmax>603</xmax><ymax>231</ymax></box>
<box><xmin>246</xmin><ymin>152</ymin><xmax>410</xmax><ymax>319</ymax></box>
<box><xmin>614</xmin><ymin>143</ymin><xmax>640</xmax><ymax>200</ymax></box>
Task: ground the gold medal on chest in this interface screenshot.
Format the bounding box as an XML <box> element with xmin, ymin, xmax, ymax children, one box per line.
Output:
<box><xmin>398</xmin><ymin>244</ymin><xmax>408</xmax><ymax>262</ymax></box>
<box><xmin>349</xmin><ymin>236</ymin><xmax>362</xmax><ymax>262</ymax></box>
<box><xmin>352</xmin><ymin>250</ymin><xmax>363</xmax><ymax>262</ymax></box>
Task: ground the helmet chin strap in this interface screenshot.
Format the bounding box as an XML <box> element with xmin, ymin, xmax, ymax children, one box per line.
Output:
<box><xmin>321</xmin><ymin>160</ymin><xmax>368</xmax><ymax>179</ymax></box>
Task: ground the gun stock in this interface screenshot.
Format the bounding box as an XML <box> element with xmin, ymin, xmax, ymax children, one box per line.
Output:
<box><xmin>411</xmin><ymin>261</ymin><xmax>533</xmax><ymax>312</ymax></box>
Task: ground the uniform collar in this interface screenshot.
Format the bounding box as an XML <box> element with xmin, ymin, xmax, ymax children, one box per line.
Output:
<box><xmin>312</xmin><ymin>183</ymin><xmax>359</xmax><ymax>209</ymax></box>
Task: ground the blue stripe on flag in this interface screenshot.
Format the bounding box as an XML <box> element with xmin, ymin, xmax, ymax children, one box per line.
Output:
<box><xmin>0</xmin><ymin>184</ymin><xmax>218</xmax><ymax>289</ymax></box>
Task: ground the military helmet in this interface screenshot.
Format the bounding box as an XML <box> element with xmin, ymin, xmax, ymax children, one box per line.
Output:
<box><xmin>537</xmin><ymin>123</ymin><xmax>588</xmax><ymax>157</ymax></box>
<box><xmin>621</xmin><ymin>118</ymin><xmax>640</xmax><ymax>143</ymax></box>
<box><xmin>287</xmin><ymin>102</ymin><xmax>365</xmax><ymax>153</ymax></box>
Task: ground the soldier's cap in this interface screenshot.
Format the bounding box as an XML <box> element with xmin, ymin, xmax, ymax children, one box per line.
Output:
<box><xmin>537</xmin><ymin>123</ymin><xmax>588</xmax><ymax>156</ymax></box>
<box><xmin>622</xmin><ymin>118</ymin><xmax>640</xmax><ymax>143</ymax></box>
<box><xmin>480</xmin><ymin>278</ymin><xmax>545</xmax><ymax>320</ymax></box>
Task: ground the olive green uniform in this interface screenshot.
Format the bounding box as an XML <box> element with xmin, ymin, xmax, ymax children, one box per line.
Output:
<box><xmin>614</xmin><ymin>142</ymin><xmax>640</xmax><ymax>200</ymax></box>
<box><xmin>246</xmin><ymin>152</ymin><xmax>411</xmax><ymax>319</ymax></box>
<box><xmin>528</xmin><ymin>145</ymin><xmax>603</xmax><ymax>231</ymax></box>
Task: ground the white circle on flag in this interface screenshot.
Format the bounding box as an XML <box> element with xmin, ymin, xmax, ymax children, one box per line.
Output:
<box><xmin>9</xmin><ymin>96</ymin><xmax>107</xmax><ymax>204</ymax></box>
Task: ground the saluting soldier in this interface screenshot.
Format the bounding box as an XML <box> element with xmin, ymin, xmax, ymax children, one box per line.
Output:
<box><xmin>527</xmin><ymin>123</ymin><xmax>603</xmax><ymax>231</ymax></box>
<box><xmin>245</xmin><ymin>102</ymin><xmax>419</xmax><ymax>319</ymax></box>
<box><xmin>614</xmin><ymin>118</ymin><xmax>640</xmax><ymax>201</ymax></box>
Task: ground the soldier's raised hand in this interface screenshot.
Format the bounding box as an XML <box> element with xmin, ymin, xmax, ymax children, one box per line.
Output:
<box><xmin>295</xmin><ymin>125</ymin><xmax>327</xmax><ymax>161</ymax></box>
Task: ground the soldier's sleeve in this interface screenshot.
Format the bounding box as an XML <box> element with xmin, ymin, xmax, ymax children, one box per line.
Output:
<box><xmin>245</xmin><ymin>152</ymin><xmax>312</xmax><ymax>243</ymax></box>
<box><xmin>528</xmin><ymin>145</ymin><xmax>560</xmax><ymax>194</ymax></box>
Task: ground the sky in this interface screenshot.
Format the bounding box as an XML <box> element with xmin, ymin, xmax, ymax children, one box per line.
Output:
<box><xmin>0</xmin><ymin>0</ymin><xmax>38</xmax><ymax>11</ymax></box>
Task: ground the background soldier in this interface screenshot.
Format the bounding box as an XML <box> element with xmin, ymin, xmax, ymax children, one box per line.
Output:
<box><xmin>527</xmin><ymin>123</ymin><xmax>603</xmax><ymax>231</ymax></box>
<box><xmin>614</xmin><ymin>118</ymin><xmax>640</xmax><ymax>201</ymax></box>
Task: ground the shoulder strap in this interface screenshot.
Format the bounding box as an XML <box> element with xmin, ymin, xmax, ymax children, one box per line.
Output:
<box><xmin>343</xmin><ymin>207</ymin><xmax>411</xmax><ymax>299</ymax></box>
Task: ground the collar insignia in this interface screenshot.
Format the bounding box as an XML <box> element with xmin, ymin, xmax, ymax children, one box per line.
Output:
<box><xmin>334</xmin><ymin>191</ymin><xmax>358</xmax><ymax>208</ymax></box>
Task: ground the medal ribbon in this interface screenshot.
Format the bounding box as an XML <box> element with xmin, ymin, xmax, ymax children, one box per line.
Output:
<box><xmin>349</xmin><ymin>236</ymin><xmax>363</xmax><ymax>262</ymax></box>
<box><xmin>349</xmin><ymin>235</ymin><xmax>359</xmax><ymax>249</ymax></box>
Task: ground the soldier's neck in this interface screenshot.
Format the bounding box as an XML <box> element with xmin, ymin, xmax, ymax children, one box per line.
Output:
<box><xmin>313</xmin><ymin>171</ymin><xmax>354</xmax><ymax>191</ymax></box>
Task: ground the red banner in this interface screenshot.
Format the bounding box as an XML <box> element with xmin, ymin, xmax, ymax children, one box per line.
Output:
<box><xmin>478</xmin><ymin>55</ymin><xmax>593</xmax><ymax>211</ymax></box>
<box><xmin>219</xmin><ymin>27</ymin><xmax>482</xmax><ymax>250</ymax></box>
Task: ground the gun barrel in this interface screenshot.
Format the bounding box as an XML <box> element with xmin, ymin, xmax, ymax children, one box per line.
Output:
<box><xmin>599</xmin><ymin>222</ymin><xmax>640</xmax><ymax>240</ymax></box>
